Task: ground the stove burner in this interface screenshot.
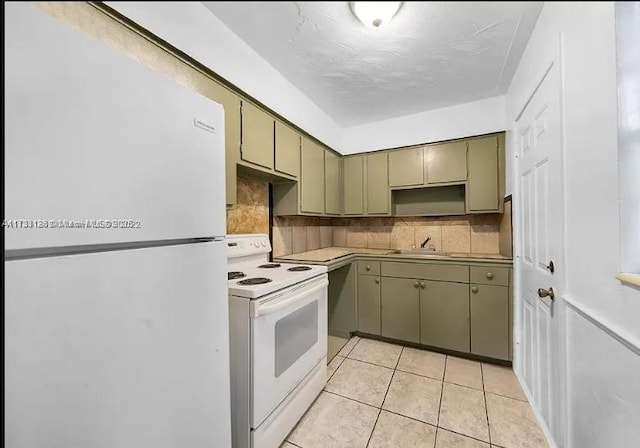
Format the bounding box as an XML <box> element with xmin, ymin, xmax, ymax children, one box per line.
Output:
<box><xmin>258</xmin><ymin>263</ymin><xmax>281</xmax><ymax>269</ymax></box>
<box><xmin>228</xmin><ymin>271</ymin><xmax>246</xmax><ymax>280</ymax></box>
<box><xmin>287</xmin><ymin>266</ymin><xmax>312</xmax><ymax>272</ymax></box>
<box><xmin>238</xmin><ymin>277</ymin><xmax>272</xmax><ymax>286</ymax></box>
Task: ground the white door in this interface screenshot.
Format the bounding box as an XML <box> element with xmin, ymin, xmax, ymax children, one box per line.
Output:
<box><xmin>250</xmin><ymin>275</ymin><xmax>328</xmax><ymax>428</ymax></box>
<box><xmin>516</xmin><ymin>60</ymin><xmax>564</xmax><ymax>443</ymax></box>
<box><xmin>4</xmin><ymin>3</ymin><xmax>226</xmax><ymax>251</ymax></box>
<box><xmin>4</xmin><ymin>242</ymin><xmax>231</xmax><ymax>448</ymax></box>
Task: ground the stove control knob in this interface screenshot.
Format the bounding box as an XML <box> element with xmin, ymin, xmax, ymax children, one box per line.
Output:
<box><xmin>261</xmin><ymin>241</ymin><xmax>267</xmax><ymax>247</ymax></box>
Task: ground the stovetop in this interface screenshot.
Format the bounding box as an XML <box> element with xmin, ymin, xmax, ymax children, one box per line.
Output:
<box><xmin>226</xmin><ymin>233</ymin><xmax>328</xmax><ymax>299</ymax></box>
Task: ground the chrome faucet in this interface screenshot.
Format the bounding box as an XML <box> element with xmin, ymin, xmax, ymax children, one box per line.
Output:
<box><xmin>420</xmin><ymin>236</ymin><xmax>431</xmax><ymax>249</ymax></box>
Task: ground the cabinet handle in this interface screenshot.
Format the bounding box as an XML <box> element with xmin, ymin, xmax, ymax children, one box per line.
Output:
<box><xmin>375</xmin><ymin>277</ymin><xmax>380</xmax><ymax>284</ymax></box>
<box><xmin>471</xmin><ymin>286</ymin><xmax>478</xmax><ymax>293</ymax></box>
<box><xmin>486</xmin><ymin>272</ymin><xmax>494</xmax><ymax>280</ymax></box>
<box><xmin>366</xmin><ymin>264</ymin><xmax>371</xmax><ymax>271</ymax></box>
<box><xmin>420</xmin><ymin>281</ymin><xmax>426</xmax><ymax>289</ymax></box>
<box><xmin>414</xmin><ymin>281</ymin><xmax>419</xmax><ymax>288</ymax></box>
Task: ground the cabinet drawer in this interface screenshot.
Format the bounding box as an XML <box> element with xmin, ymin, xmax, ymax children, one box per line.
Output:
<box><xmin>470</xmin><ymin>266</ymin><xmax>509</xmax><ymax>286</ymax></box>
<box><xmin>358</xmin><ymin>261</ymin><xmax>380</xmax><ymax>275</ymax></box>
<box><xmin>381</xmin><ymin>262</ymin><xmax>468</xmax><ymax>283</ymax></box>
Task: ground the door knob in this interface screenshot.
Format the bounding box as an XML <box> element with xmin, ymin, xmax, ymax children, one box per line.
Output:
<box><xmin>366</xmin><ymin>264</ymin><xmax>371</xmax><ymax>271</ymax></box>
<box><xmin>414</xmin><ymin>281</ymin><xmax>419</xmax><ymax>288</ymax></box>
<box><xmin>420</xmin><ymin>281</ymin><xmax>426</xmax><ymax>289</ymax></box>
<box><xmin>546</xmin><ymin>260</ymin><xmax>555</xmax><ymax>274</ymax></box>
<box><xmin>537</xmin><ymin>287</ymin><xmax>555</xmax><ymax>301</ymax></box>
<box><xmin>375</xmin><ymin>277</ymin><xmax>380</xmax><ymax>284</ymax></box>
<box><xmin>486</xmin><ymin>272</ymin><xmax>494</xmax><ymax>279</ymax></box>
<box><xmin>471</xmin><ymin>286</ymin><xmax>478</xmax><ymax>293</ymax></box>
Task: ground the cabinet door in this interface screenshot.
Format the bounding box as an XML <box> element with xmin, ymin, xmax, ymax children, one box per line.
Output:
<box><xmin>274</xmin><ymin>121</ymin><xmax>299</xmax><ymax>177</ymax></box>
<box><xmin>357</xmin><ymin>275</ymin><xmax>381</xmax><ymax>335</ymax></box>
<box><xmin>470</xmin><ymin>284</ymin><xmax>509</xmax><ymax>360</ymax></box>
<box><xmin>343</xmin><ymin>156</ymin><xmax>364</xmax><ymax>215</ymax></box>
<box><xmin>381</xmin><ymin>277</ymin><xmax>420</xmax><ymax>343</ymax></box>
<box><xmin>467</xmin><ymin>136</ymin><xmax>499</xmax><ymax>211</ymax></box>
<box><xmin>388</xmin><ymin>147</ymin><xmax>424</xmax><ymax>187</ymax></box>
<box><xmin>209</xmin><ymin>85</ymin><xmax>240</xmax><ymax>207</ymax></box>
<box><xmin>366</xmin><ymin>153</ymin><xmax>389</xmax><ymax>214</ymax></box>
<box><xmin>325</xmin><ymin>150</ymin><xmax>341</xmax><ymax>215</ymax></box>
<box><xmin>328</xmin><ymin>263</ymin><xmax>357</xmax><ymax>333</ymax></box>
<box><xmin>427</xmin><ymin>141</ymin><xmax>467</xmax><ymax>184</ymax></box>
<box><xmin>420</xmin><ymin>281</ymin><xmax>470</xmax><ymax>352</ymax></box>
<box><xmin>240</xmin><ymin>101</ymin><xmax>274</xmax><ymax>169</ymax></box>
<box><xmin>300</xmin><ymin>138</ymin><xmax>325</xmax><ymax>214</ymax></box>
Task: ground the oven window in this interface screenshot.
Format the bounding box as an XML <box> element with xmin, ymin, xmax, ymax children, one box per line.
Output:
<box><xmin>274</xmin><ymin>300</ymin><xmax>318</xmax><ymax>377</ymax></box>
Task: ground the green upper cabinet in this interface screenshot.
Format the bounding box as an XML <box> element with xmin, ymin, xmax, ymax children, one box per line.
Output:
<box><xmin>467</xmin><ymin>135</ymin><xmax>504</xmax><ymax>213</ymax></box>
<box><xmin>388</xmin><ymin>147</ymin><xmax>424</xmax><ymax>187</ymax></box>
<box><xmin>240</xmin><ymin>101</ymin><xmax>274</xmax><ymax>170</ymax></box>
<box><xmin>381</xmin><ymin>277</ymin><xmax>420</xmax><ymax>343</ymax></box>
<box><xmin>300</xmin><ymin>137</ymin><xmax>325</xmax><ymax>214</ymax></box>
<box><xmin>325</xmin><ymin>150</ymin><xmax>341</xmax><ymax>215</ymax></box>
<box><xmin>426</xmin><ymin>141</ymin><xmax>467</xmax><ymax>184</ymax></box>
<box><xmin>274</xmin><ymin>120</ymin><xmax>300</xmax><ymax>178</ymax></box>
<box><xmin>366</xmin><ymin>153</ymin><xmax>390</xmax><ymax>214</ymax></box>
<box><xmin>206</xmin><ymin>83</ymin><xmax>240</xmax><ymax>208</ymax></box>
<box><xmin>343</xmin><ymin>156</ymin><xmax>364</xmax><ymax>215</ymax></box>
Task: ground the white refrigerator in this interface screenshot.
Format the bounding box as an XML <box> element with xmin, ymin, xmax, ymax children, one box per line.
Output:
<box><xmin>4</xmin><ymin>3</ymin><xmax>231</xmax><ymax>447</ymax></box>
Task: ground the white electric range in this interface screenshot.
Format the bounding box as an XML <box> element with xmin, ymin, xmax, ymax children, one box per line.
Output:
<box><xmin>227</xmin><ymin>234</ymin><xmax>328</xmax><ymax>448</ymax></box>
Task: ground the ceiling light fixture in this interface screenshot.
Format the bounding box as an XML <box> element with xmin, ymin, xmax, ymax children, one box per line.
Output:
<box><xmin>350</xmin><ymin>2</ymin><xmax>403</xmax><ymax>29</ymax></box>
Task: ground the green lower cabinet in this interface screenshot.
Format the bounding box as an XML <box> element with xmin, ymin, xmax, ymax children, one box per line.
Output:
<box><xmin>420</xmin><ymin>281</ymin><xmax>470</xmax><ymax>352</ymax></box>
<box><xmin>470</xmin><ymin>284</ymin><xmax>509</xmax><ymax>360</ymax></box>
<box><xmin>381</xmin><ymin>277</ymin><xmax>420</xmax><ymax>343</ymax></box>
<box><xmin>357</xmin><ymin>275</ymin><xmax>381</xmax><ymax>335</ymax></box>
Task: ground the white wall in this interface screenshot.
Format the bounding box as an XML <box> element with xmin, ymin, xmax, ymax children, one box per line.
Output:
<box><xmin>105</xmin><ymin>2</ymin><xmax>506</xmax><ymax>155</ymax></box>
<box><xmin>616</xmin><ymin>2</ymin><xmax>640</xmax><ymax>273</ymax></box>
<box><xmin>341</xmin><ymin>96</ymin><xmax>506</xmax><ymax>154</ymax></box>
<box><xmin>507</xmin><ymin>2</ymin><xmax>640</xmax><ymax>447</ymax></box>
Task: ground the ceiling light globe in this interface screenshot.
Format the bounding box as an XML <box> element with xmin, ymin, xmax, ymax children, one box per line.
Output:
<box><xmin>350</xmin><ymin>2</ymin><xmax>403</xmax><ymax>29</ymax></box>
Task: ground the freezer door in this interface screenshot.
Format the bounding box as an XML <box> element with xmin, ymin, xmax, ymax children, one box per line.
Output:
<box><xmin>4</xmin><ymin>242</ymin><xmax>231</xmax><ymax>448</ymax></box>
<box><xmin>4</xmin><ymin>3</ymin><xmax>226</xmax><ymax>251</ymax></box>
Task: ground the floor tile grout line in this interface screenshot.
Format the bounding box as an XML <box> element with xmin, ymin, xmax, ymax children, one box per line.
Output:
<box><xmin>395</xmin><ymin>366</ymin><xmax>446</xmax><ymax>383</ymax></box>
<box><xmin>436</xmin><ymin>355</ymin><xmax>448</xmax><ymax>429</ymax></box>
<box><xmin>434</xmin><ymin>425</ymin><xmax>494</xmax><ymax>446</ymax></box>
<box><xmin>481</xmin><ymin>363</ymin><xmax>492</xmax><ymax>446</ymax></box>
<box><xmin>382</xmin><ymin>408</ymin><xmax>438</xmax><ymax>429</ymax></box>
<box><xmin>327</xmin><ymin>355</ymin><xmax>346</xmax><ymax>382</ymax></box>
<box><xmin>322</xmin><ymin>389</ymin><xmax>382</xmax><ymax>411</ymax></box>
<box><xmin>344</xmin><ymin>355</ymin><xmax>398</xmax><ymax>371</ymax></box>
<box><xmin>483</xmin><ymin>389</ymin><xmax>529</xmax><ymax>403</ymax></box>
<box><xmin>284</xmin><ymin>441</ymin><xmax>303</xmax><ymax>448</ymax></box>
<box><xmin>325</xmin><ymin>387</ymin><xmax>493</xmax><ymax>447</ymax></box>
<box><xmin>340</xmin><ymin>335</ymin><xmax>361</xmax><ymax>357</ymax></box>
<box><xmin>366</xmin><ymin>346</ymin><xmax>404</xmax><ymax>448</ymax></box>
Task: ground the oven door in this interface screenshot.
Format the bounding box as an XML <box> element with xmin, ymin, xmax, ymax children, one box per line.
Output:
<box><xmin>250</xmin><ymin>274</ymin><xmax>328</xmax><ymax>428</ymax></box>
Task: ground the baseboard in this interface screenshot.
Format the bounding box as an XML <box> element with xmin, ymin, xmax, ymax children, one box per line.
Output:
<box><xmin>513</xmin><ymin>369</ymin><xmax>560</xmax><ymax>448</ymax></box>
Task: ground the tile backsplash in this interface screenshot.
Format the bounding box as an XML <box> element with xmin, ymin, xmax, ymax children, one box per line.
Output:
<box><xmin>227</xmin><ymin>175</ymin><xmax>512</xmax><ymax>258</ymax></box>
<box><xmin>273</xmin><ymin>215</ymin><xmax>506</xmax><ymax>257</ymax></box>
<box><xmin>273</xmin><ymin>216</ymin><xmax>334</xmax><ymax>256</ymax></box>
<box><xmin>226</xmin><ymin>176</ymin><xmax>269</xmax><ymax>235</ymax></box>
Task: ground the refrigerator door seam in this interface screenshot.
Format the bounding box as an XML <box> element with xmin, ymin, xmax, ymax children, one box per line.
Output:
<box><xmin>4</xmin><ymin>237</ymin><xmax>224</xmax><ymax>260</ymax></box>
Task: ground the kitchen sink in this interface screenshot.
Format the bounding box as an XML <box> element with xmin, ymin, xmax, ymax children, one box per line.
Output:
<box><xmin>389</xmin><ymin>249</ymin><xmax>451</xmax><ymax>256</ymax></box>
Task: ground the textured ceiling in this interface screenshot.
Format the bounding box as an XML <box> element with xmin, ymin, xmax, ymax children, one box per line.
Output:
<box><xmin>202</xmin><ymin>2</ymin><xmax>542</xmax><ymax>127</ymax></box>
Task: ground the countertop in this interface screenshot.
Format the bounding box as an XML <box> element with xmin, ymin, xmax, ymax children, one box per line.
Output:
<box><xmin>275</xmin><ymin>247</ymin><xmax>513</xmax><ymax>271</ymax></box>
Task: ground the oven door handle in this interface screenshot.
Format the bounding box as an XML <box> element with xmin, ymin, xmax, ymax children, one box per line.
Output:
<box><xmin>252</xmin><ymin>279</ymin><xmax>328</xmax><ymax>318</ymax></box>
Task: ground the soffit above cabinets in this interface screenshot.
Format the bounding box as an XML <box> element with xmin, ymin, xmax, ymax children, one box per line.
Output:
<box><xmin>202</xmin><ymin>1</ymin><xmax>542</xmax><ymax>127</ymax></box>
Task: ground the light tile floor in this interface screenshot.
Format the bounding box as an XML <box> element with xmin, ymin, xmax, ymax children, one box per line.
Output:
<box><xmin>283</xmin><ymin>337</ymin><xmax>549</xmax><ymax>448</ymax></box>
